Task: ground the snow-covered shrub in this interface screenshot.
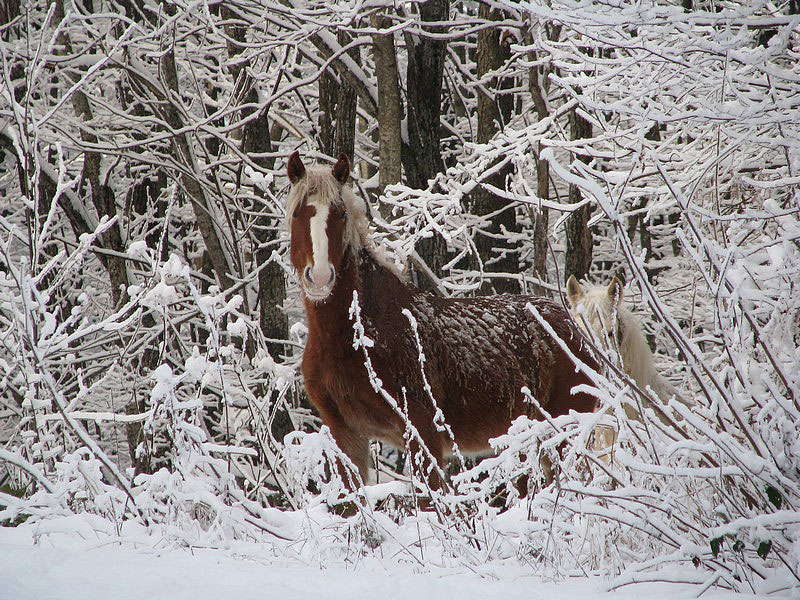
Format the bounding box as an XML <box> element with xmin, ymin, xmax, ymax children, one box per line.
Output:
<box><xmin>282</xmin><ymin>427</ymin><xmax>356</xmax><ymax>507</ymax></box>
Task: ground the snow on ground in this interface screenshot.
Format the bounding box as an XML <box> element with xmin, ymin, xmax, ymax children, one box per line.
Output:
<box><xmin>0</xmin><ymin>523</ymin><xmax>776</xmax><ymax>600</ymax></box>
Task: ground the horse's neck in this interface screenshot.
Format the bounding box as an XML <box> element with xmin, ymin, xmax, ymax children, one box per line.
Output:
<box><xmin>304</xmin><ymin>249</ymin><xmax>404</xmax><ymax>350</ymax></box>
<box><xmin>303</xmin><ymin>253</ymin><xmax>359</xmax><ymax>349</ymax></box>
<box><xmin>619</xmin><ymin>315</ymin><xmax>655</xmax><ymax>386</ymax></box>
<box><xmin>619</xmin><ymin>318</ymin><xmax>687</xmax><ymax>404</ymax></box>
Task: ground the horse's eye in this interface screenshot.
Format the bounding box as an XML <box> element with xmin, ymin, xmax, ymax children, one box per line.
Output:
<box><xmin>339</xmin><ymin>211</ymin><xmax>347</xmax><ymax>221</ymax></box>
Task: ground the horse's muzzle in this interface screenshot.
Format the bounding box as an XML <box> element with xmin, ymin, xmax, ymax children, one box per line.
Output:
<box><xmin>303</xmin><ymin>265</ymin><xmax>336</xmax><ymax>301</ymax></box>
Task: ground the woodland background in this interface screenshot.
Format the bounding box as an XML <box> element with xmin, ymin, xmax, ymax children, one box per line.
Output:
<box><xmin>0</xmin><ymin>0</ymin><xmax>799</xmax><ymax>593</ymax></box>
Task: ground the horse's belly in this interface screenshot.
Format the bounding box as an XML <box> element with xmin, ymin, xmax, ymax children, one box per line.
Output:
<box><xmin>439</xmin><ymin>388</ymin><xmax>531</xmax><ymax>453</ymax></box>
<box><xmin>330</xmin><ymin>384</ymin><xmax>403</xmax><ymax>437</ymax></box>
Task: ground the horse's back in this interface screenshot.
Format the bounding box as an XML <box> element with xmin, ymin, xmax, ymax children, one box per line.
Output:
<box><xmin>400</xmin><ymin>293</ymin><xmax>596</xmax><ymax>444</ymax></box>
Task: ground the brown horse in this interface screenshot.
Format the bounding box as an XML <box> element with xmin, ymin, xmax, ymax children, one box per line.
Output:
<box><xmin>286</xmin><ymin>152</ymin><xmax>598</xmax><ymax>490</ymax></box>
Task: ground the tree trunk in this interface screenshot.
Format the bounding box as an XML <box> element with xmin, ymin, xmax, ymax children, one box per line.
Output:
<box><xmin>564</xmin><ymin>107</ymin><xmax>593</xmax><ymax>283</ymax></box>
<box><xmin>528</xmin><ymin>47</ymin><xmax>551</xmax><ymax>295</ymax></box>
<box><xmin>526</xmin><ymin>19</ymin><xmax>562</xmax><ymax>294</ymax></box>
<box><xmin>318</xmin><ymin>31</ymin><xmax>359</xmax><ymax>160</ymax></box>
<box><xmin>471</xmin><ymin>4</ymin><xmax>518</xmax><ymax>294</ymax></box>
<box><xmin>403</xmin><ymin>0</ymin><xmax>450</xmax><ymax>289</ymax></box>
<box><xmin>156</xmin><ymin>47</ymin><xmax>236</xmax><ymax>292</ymax></box>
<box><xmin>628</xmin><ymin>123</ymin><xmax>660</xmax><ymax>278</ymax></box>
<box><xmin>371</xmin><ymin>11</ymin><xmax>403</xmax><ymax>216</ymax></box>
<box><xmin>54</xmin><ymin>0</ymin><xmax>129</xmax><ymax>306</ymax></box>
<box><xmin>403</xmin><ymin>0</ymin><xmax>448</xmax><ymax>188</ymax></box>
<box><xmin>532</xmin><ymin>151</ymin><xmax>550</xmax><ymax>292</ymax></box>
<box><xmin>54</xmin><ymin>0</ymin><xmax>152</xmax><ymax>472</ymax></box>
<box><xmin>0</xmin><ymin>0</ymin><xmax>21</xmax><ymax>29</ymax></box>
<box><xmin>224</xmin><ymin>10</ymin><xmax>287</xmax><ymax>359</ymax></box>
<box><xmin>224</xmin><ymin>11</ymin><xmax>295</xmax><ymax>444</ymax></box>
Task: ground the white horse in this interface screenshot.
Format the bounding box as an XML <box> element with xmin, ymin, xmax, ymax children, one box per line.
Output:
<box><xmin>566</xmin><ymin>275</ymin><xmax>687</xmax><ymax>420</ymax></box>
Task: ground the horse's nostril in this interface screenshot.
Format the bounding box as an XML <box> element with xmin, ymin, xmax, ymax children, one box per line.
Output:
<box><xmin>304</xmin><ymin>266</ymin><xmax>313</xmax><ymax>283</ymax></box>
<box><xmin>329</xmin><ymin>266</ymin><xmax>336</xmax><ymax>284</ymax></box>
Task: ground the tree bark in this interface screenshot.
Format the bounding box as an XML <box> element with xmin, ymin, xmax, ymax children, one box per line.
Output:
<box><xmin>403</xmin><ymin>0</ymin><xmax>449</xmax><ymax>189</ymax></box>
<box><xmin>54</xmin><ymin>0</ymin><xmax>129</xmax><ymax>306</ymax></box>
<box><xmin>403</xmin><ymin>0</ymin><xmax>450</xmax><ymax>290</ymax></box>
<box><xmin>0</xmin><ymin>0</ymin><xmax>21</xmax><ymax>28</ymax></box>
<box><xmin>472</xmin><ymin>4</ymin><xmax>517</xmax><ymax>294</ymax></box>
<box><xmin>529</xmin><ymin>53</ymin><xmax>550</xmax><ymax>294</ymax></box>
<box><xmin>224</xmin><ymin>9</ymin><xmax>287</xmax><ymax>360</ymax></box>
<box><xmin>628</xmin><ymin>123</ymin><xmax>660</xmax><ymax>278</ymax></box>
<box><xmin>224</xmin><ymin>10</ymin><xmax>294</xmax><ymax>443</ymax></box>
<box><xmin>527</xmin><ymin>20</ymin><xmax>562</xmax><ymax>295</ymax></box>
<box><xmin>564</xmin><ymin>107</ymin><xmax>593</xmax><ymax>283</ymax></box>
<box><xmin>371</xmin><ymin>11</ymin><xmax>403</xmax><ymax>215</ymax></box>
<box><xmin>156</xmin><ymin>46</ymin><xmax>236</xmax><ymax>292</ymax></box>
<box><xmin>318</xmin><ymin>31</ymin><xmax>359</xmax><ymax>161</ymax></box>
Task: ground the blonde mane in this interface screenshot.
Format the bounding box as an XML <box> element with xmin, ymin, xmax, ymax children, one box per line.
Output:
<box><xmin>566</xmin><ymin>276</ymin><xmax>684</xmax><ymax>407</ymax></box>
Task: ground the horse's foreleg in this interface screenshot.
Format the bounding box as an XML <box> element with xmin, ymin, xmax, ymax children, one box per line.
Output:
<box><xmin>593</xmin><ymin>423</ymin><xmax>618</xmax><ymax>467</ymax></box>
<box><xmin>306</xmin><ymin>386</ymin><xmax>370</xmax><ymax>490</ymax></box>
<box><xmin>405</xmin><ymin>427</ymin><xmax>445</xmax><ymax>493</ymax></box>
<box><xmin>326</xmin><ymin>421</ymin><xmax>370</xmax><ymax>489</ymax></box>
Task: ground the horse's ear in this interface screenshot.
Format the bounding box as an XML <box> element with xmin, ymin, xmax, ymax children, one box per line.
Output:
<box><xmin>332</xmin><ymin>154</ymin><xmax>350</xmax><ymax>185</ymax></box>
<box><xmin>566</xmin><ymin>275</ymin><xmax>584</xmax><ymax>306</ymax></box>
<box><xmin>607</xmin><ymin>276</ymin><xmax>624</xmax><ymax>306</ymax></box>
<box><xmin>287</xmin><ymin>151</ymin><xmax>306</xmax><ymax>184</ymax></box>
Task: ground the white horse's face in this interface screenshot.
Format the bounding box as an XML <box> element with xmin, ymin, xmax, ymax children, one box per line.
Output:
<box><xmin>566</xmin><ymin>275</ymin><xmax>624</xmax><ymax>352</ymax></box>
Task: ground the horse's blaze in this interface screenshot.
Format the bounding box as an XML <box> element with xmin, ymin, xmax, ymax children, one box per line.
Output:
<box><xmin>292</xmin><ymin>200</ymin><xmax>343</xmax><ymax>301</ymax></box>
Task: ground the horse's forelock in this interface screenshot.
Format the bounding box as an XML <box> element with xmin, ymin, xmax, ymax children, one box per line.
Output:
<box><xmin>580</xmin><ymin>288</ymin><xmax>614</xmax><ymax>325</ymax></box>
<box><xmin>575</xmin><ymin>286</ymin><xmax>625</xmax><ymax>337</ymax></box>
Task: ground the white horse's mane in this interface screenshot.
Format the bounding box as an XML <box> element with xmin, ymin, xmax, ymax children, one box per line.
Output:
<box><xmin>286</xmin><ymin>165</ymin><xmax>403</xmax><ymax>277</ymax></box>
<box><xmin>567</xmin><ymin>278</ymin><xmax>683</xmax><ymax>405</ymax></box>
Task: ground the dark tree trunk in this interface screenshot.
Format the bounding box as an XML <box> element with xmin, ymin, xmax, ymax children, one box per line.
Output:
<box><xmin>54</xmin><ymin>0</ymin><xmax>129</xmax><ymax>306</ymax></box>
<box><xmin>225</xmin><ymin>11</ymin><xmax>295</xmax><ymax>444</ymax></box>
<box><xmin>0</xmin><ymin>0</ymin><xmax>21</xmax><ymax>26</ymax></box>
<box><xmin>627</xmin><ymin>123</ymin><xmax>660</xmax><ymax>279</ymax></box>
<box><xmin>56</xmin><ymin>0</ymin><xmax>152</xmax><ymax>471</ymax></box>
<box><xmin>403</xmin><ymin>0</ymin><xmax>450</xmax><ymax>290</ymax></box>
<box><xmin>564</xmin><ymin>108</ymin><xmax>593</xmax><ymax>283</ymax></box>
<box><xmin>155</xmin><ymin>47</ymin><xmax>235</xmax><ymax>292</ymax></box>
<box><xmin>402</xmin><ymin>0</ymin><xmax>449</xmax><ymax>188</ymax></box>
<box><xmin>471</xmin><ymin>4</ymin><xmax>518</xmax><ymax>294</ymax></box>
<box><xmin>318</xmin><ymin>31</ymin><xmax>358</xmax><ymax>161</ymax></box>
<box><xmin>117</xmin><ymin>63</ymin><xmax>170</xmax><ymax>474</ymax></box>
<box><xmin>532</xmin><ymin>152</ymin><xmax>550</xmax><ymax>292</ymax></box>
<box><xmin>224</xmin><ymin>10</ymin><xmax>287</xmax><ymax>360</ymax></box>
<box><xmin>526</xmin><ymin>19</ymin><xmax>561</xmax><ymax>296</ymax></box>
<box><xmin>125</xmin><ymin>176</ymin><xmax>168</xmax><ymax>475</ymax></box>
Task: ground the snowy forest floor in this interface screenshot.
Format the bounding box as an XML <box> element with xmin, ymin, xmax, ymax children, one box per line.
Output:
<box><xmin>1</xmin><ymin>520</ymin><xmax>781</xmax><ymax>600</ymax></box>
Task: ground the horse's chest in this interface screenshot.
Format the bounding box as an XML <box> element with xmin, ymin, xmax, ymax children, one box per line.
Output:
<box><xmin>302</xmin><ymin>335</ymin><xmax>402</xmax><ymax>429</ymax></box>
